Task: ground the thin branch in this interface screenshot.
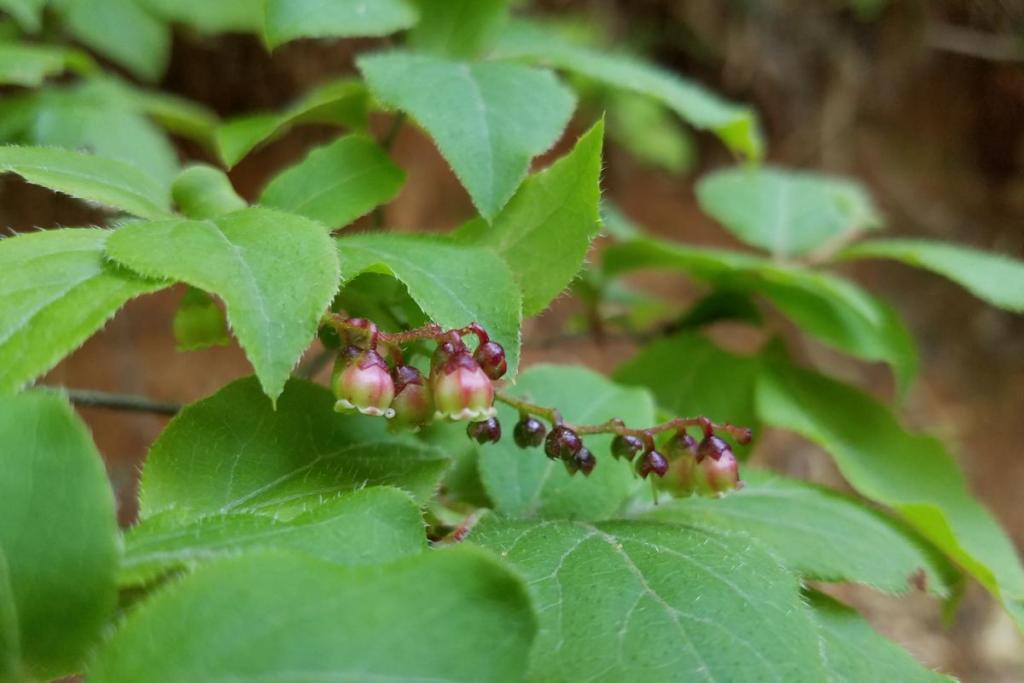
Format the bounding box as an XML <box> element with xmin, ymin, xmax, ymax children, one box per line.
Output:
<box><xmin>59</xmin><ymin>388</ymin><xmax>182</xmax><ymax>415</ymax></box>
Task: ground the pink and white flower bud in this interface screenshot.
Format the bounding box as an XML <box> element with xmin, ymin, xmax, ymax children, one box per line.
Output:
<box><xmin>430</xmin><ymin>352</ymin><xmax>495</xmax><ymax>421</ymax></box>
<box><xmin>333</xmin><ymin>349</ymin><xmax>395</xmax><ymax>418</ymax></box>
<box><xmin>699</xmin><ymin>447</ymin><xmax>741</xmax><ymax>495</ymax></box>
<box><xmin>389</xmin><ymin>365</ymin><xmax>434</xmax><ymax>429</ymax></box>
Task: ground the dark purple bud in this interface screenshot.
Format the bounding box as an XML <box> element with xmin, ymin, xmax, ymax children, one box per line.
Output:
<box><xmin>574</xmin><ymin>448</ymin><xmax>597</xmax><ymax>477</ymax></box>
<box><xmin>666</xmin><ymin>431</ymin><xmax>698</xmax><ymax>459</ymax></box>
<box><xmin>544</xmin><ymin>426</ymin><xmax>582</xmax><ymax>460</ymax></box>
<box><xmin>513</xmin><ymin>416</ymin><xmax>546</xmax><ymax>449</ymax></box>
<box><xmin>697</xmin><ymin>435</ymin><xmax>732</xmax><ymax>463</ymax></box>
<box><xmin>473</xmin><ymin>341</ymin><xmax>507</xmax><ymax>380</ymax></box>
<box><xmin>611</xmin><ymin>434</ymin><xmax>644</xmax><ymax>461</ymax></box>
<box><xmin>700</xmin><ymin>447</ymin><xmax>741</xmax><ymax>494</ymax></box>
<box><xmin>467</xmin><ymin>417</ymin><xmax>502</xmax><ymax>444</ymax></box>
<box><xmin>636</xmin><ymin>449</ymin><xmax>669</xmax><ymax>479</ymax></box>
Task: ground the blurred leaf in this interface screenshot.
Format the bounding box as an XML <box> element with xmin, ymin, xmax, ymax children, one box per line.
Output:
<box><xmin>0</xmin><ymin>229</ymin><xmax>164</xmax><ymax>394</ymax></box>
<box><xmin>106</xmin><ymin>208</ymin><xmax>339</xmax><ymax>402</ymax></box>
<box><xmin>0</xmin><ymin>43</ymin><xmax>78</xmax><ymax>86</ymax></box>
<box><xmin>470</xmin><ymin>516</ymin><xmax>826</xmax><ymax>681</ymax></box>
<box><xmin>677</xmin><ymin>289</ymin><xmax>763</xmax><ymax>329</ymax></box>
<box><xmin>0</xmin><ymin>391</ymin><xmax>119</xmax><ymax>678</ymax></box>
<box><xmin>336</xmin><ymin>233</ymin><xmax>523</xmax><ymax>376</ymax></box>
<box><xmin>697</xmin><ymin>165</ymin><xmax>881</xmax><ymax>257</ymax></box>
<box><xmin>121</xmin><ymin>486</ymin><xmax>426</xmax><ymax>587</ymax></box>
<box><xmin>263</xmin><ymin>0</ymin><xmax>418</xmax><ymax>47</ymax></box>
<box><xmin>172</xmin><ymin>286</ymin><xmax>230</xmax><ymax>351</ymax></box>
<box><xmin>478</xmin><ymin>365</ymin><xmax>655</xmax><ymax>519</ymax></box>
<box><xmin>757</xmin><ymin>359</ymin><xmax>1024</xmax><ymax>627</ymax></box>
<box><xmin>260</xmin><ymin>135</ymin><xmax>405</xmax><ymax>229</ymax></box>
<box><xmin>808</xmin><ymin>591</ymin><xmax>953</xmax><ymax>682</ymax></box>
<box><xmin>140</xmin><ymin>378</ymin><xmax>448</xmax><ymax>518</ymax></box>
<box><xmin>646</xmin><ymin>471</ymin><xmax>954</xmax><ymax>596</ymax></box>
<box><xmin>417</xmin><ymin>419</ymin><xmax>492</xmax><ymax>508</ymax></box>
<box><xmin>614</xmin><ymin>332</ymin><xmax>760</xmax><ymax>453</ymax></box>
<box><xmin>215</xmin><ymin>78</ymin><xmax>369</xmax><ymax>167</ymax></box>
<box><xmin>171</xmin><ymin>164</ymin><xmax>247</xmax><ymax>219</ymax></box>
<box><xmin>0</xmin><ymin>0</ymin><xmax>46</xmax><ymax>31</ymax></box>
<box><xmin>56</xmin><ymin>0</ymin><xmax>170</xmax><ymax>82</ymax></box>
<box><xmin>604</xmin><ymin>238</ymin><xmax>918</xmax><ymax>391</ymax></box>
<box><xmin>0</xmin><ymin>145</ymin><xmax>172</xmax><ymax>217</ymax></box>
<box><xmin>839</xmin><ymin>237</ymin><xmax>1024</xmax><ymax>313</ymax></box>
<box><xmin>141</xmin><ymin>0</ymin><xmax>263</xmax><ymax>34</ymax></box>
<box><xmin>123</xmin><ymin>85</ymin><xmax>220</xmax><ymax>145</ymax></box>
<box><xmin>90</xmin><ymin>548</ymin><xmax>535</xmax><ymax>683</ymax></box>
<box><xmin>457</xmin><ymin>120</ymin><xmax>602</xmax><ymax>315</ymax></box>
<box><xmin>600</xmin><ymin>202</ymin><xmax>643</xmax><ymax>240</ymax></box>
<box><xmin>493</xmin><ymin>18</ymin><xmax>763</xmax><ymax>159</ymax></box>
<box><xmin>409</xmin><ymin>0</ymin><xmax>508</xmax><ymax>58</ymax></box>
<box><xmin>608</xmin><ymin>91</ymin><xmax>694</xmax><ymax>174</ymax></box>
<box><xmin>358</xmin><ymin>50</ymin><xmax>576</xmax><ymax>219</ymax></box>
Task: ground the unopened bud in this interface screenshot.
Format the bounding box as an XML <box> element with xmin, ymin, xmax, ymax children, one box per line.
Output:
<box><xmin>430</xmin><ymin>351</ymin><xmax>495</xmax><ymax>421</ymax></box>
<box><xmin>333</xmin><ymin>349</ymin><xmax>395</xmax><ymax>418</ymax></box>
<box><xmin>473</xmin><ymin>341</ymin><xmax>507</xmax><ymax>380</ymax></box>
<box><xmin>389</xmin><ymin>365</ymin><xmax>433</xmax><ymax>429</ymax></box>
<box><xmin>467</xmin><ymin>417</ymin><xmax>502</xmax><ymax>444</ymax></box>
<box><xmin>699</xmin><ymin>447</ymin><xmax>741</xmax><ymax>494</ymax></box>
<box><xmin>636</xmin><ymin>449</ymin><xmax>669</xmax><ymax>479</ymax></box>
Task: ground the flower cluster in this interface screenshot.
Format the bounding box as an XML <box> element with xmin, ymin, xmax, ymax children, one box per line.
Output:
<box><xmin>323</xmin><ymin>315</ymin><xmax>747</xmax><ymax>494</ymax></box>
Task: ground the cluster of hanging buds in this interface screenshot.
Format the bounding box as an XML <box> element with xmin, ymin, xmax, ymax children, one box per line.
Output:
<box><xmin>321</xmin><ymin>314</ymin><xmax>749</xmax><ymax>494</ymax></box>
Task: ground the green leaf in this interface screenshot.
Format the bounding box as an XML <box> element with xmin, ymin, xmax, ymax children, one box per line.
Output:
<box><xmin>615</xmin><ymin>332</ymin><xmax>761</xmax><ymax>453</ymax></box>
<box><xmin>493</xmin><ymin>19</ymin><xmax>763</xmax><ymax>160</ymax></box>
<box><xmin>141</xmin><ymin>0</ymin><xmax>263</xmax><ymax>34</ymax></box>
<box><xmin>839</xmin><ymin>237</ymin><xmax>1024</xmax><ymax>313</ymax></box>
<box><xmin>0</xmin><ymin>391</ymin><xmax>119</xmax><ymax>678</ymax></box>
<box><xmin>478</xmin><ymin>365</ymin><xmax>655</xmax><ymax>519</ymax></box>
<box><xmin>171</xmin><ymin>164</ymin><xmax>247</xmax><ymax>219</ymax></box>
<box><xmin>337</xmin><ymin>233</ymin><xmax>523</xmax><ymax>376</ymax></box>
<box><xmin>263</xmin><ymin>0</ymin><xmax>418</xmax><ymax>47</ymax></box>
<box><xmin>0</xmin><ymin>229</ymin><xmax>164</xmax><ymax>395</ymax></box>
<box><xmin>808</xmin><ymin>591</ymin><xmax>953</xmax><ymax>682</ymax></box>
<box><xmin>90</xmin><ymin>547</ymin><xmax>535</xmax><ymax>683</ymax></box>
<box><xmin>0</xmin><ymin>0</ymin><xmax>46</xmax><ymax>32</ymax></box>
<box><xmin>604</xmin><ymin>238</ymin><xmax>918</xmax><ymax>391</ymax></box>
<box><xmin>0</xmin><ymin>145</ymin><xmax>172</xmax><ymax>218</ymax></box>
<box><xmin>260</xmin><ymin>135</ymin><xmax>405</xmax><ymax>229</ymax></box>
<box><xmin>697</xmin><ymin>165</ymin><xmax>882</xmax><ymax>258</ymax></box>
<box><xmin>140</xmin><ymin>377</ymin><xmax>450</xmax><ymax>518</ymax></box>
<box><xmin>123</xmin><ymin>85</ymin><xmax>220</xmax><ymax>145</ymax></box>
<box><xmin>0</xmin><ymin>43</ymin><xmax>73</xmax><ymax>87</ymax></box>
<box><xmin>57</xmin><ymin>0</ymin><xmax>170</xmax><ymax>81</ymax></box>
<box><xmin>172</xmin><ymin>287</ymin><xmax>230</xmax><ymax>351</ymax></box>
<box><xmin>757</xmin><ymin>359</ymin><xmax>1024</xmax><ymax>626</ymax></box>
<box><xmin>646</xmin><ymin>471</ymin><xmax>954</xmax><ymax>596</ymax></box>
<box><xmin>106</xmin><ymin>207</ymin><xmax>339</xmax><ymax>401</ymax></box>
<box><xmin>122</xmin><ymin>486</ymin><xmax>425</xmax><ymax>587</ymax></box>
<box><xmin>358</xmin><ymin>50</ymin><xmax>576</xmax><ymax>220</ymax></box>
<box><xmin>469</xmin><ymin>516</ymin><xmax>826</xmax><ymax>682</ymax></box>
<box><xmin>409</xmin><ymin>0</ymin><xmax>508</xmax><ymax>58</ymax></box>
<box><xmin>608</xmin><ymin>91</ymin><xmax>695</xmax><ymax>175</ymax></box>
<box><xmin>457</xmin><ymin>120</ymin><xmax>602</xmax><ymax>316</ymax></box>
<box><xmin>215</xmin><ymin>78</ymin><xmax>369</xmax><ymax>167</ymax></box>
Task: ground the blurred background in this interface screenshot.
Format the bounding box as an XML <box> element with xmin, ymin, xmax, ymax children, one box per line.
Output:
<box><xmin>3</xmin><ymin>1</ymin><xmax>1023</xmax><ymax>680</ymax></box>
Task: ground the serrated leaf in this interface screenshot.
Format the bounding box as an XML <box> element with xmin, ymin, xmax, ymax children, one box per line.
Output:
<box><xmin>470</xmin><ymin>516</ymin><xmax>826</xmax><ymax>682</ymax></box>
<box><xmin>140</xmin><ymin>377</ymin><xmax>450</xmax><ymax>518</ymax></box>
<box><xmin>0</xmin><ymin>43</ymin><xmax>73</xmax><ymax>87</ymax></box>
<box><xmin>337</xmin><ymin>233</ymin><xmax>523</xmax><ymax>376</ymax></box>
<box><xmin>839</xmin><ymin>237</ymin><xmax>1024</xmax><ymax>313</ymax></box>
<box><xmin>171</xmin><ymin>164</ymin><xmax>247</xmax><ymax>219</ymax></box>
<box><xmin>0</xmin><ymin>145</ymin><xmax>171</xmax><ymax>218</ymax></box>
<box><xmin>172</xmin><ymin>286</ymin><xmax>230</xmax><ymax>351</ymax></box>
<box><xmin>646</xmin><ymin>471</ymin><xmax>954</xmax><ymax>596</ymax></box>
<box><xmin>358</xmin><ymin>50</ymin><xmax>576</xmax><ymax>219</ymax></box>
<box><xmin>757</xmin><ymin>359</ymin><xmax>1024</xmax><ymax>628</ymax></box>
<box><xmin>0</xmin><ymin>229</ymin><xmax>164</xmax><ymax>394</ymax></box>
<box><xmin>697</xmin><ymin>166</ymin><xmax>881</xmax><ymax>257</ymax></box>
<box><xmin>478</xmin><ymin>365</ymin><xmax>655</xmax><ymax>519</ymax></box>
<box><xmin>808</xmin><ymin>591</ymin><xmax>953</xmax><ymax>682</ymax></box>
<box><xmin>493</xmin><ymin>18</ymin><xmax>763</xmax><ymax>159</ymax></box>
<box><xmin>614</xmin><ymin>332</ymin><xmax>760</xmax><ymax>454</ymax></box>
<box><xmin>141</xmin><ymin>0</ymin><xmax>263</xmax><ymax>34</ymax></box>
<box><xmin>57</xmin><ymin>0</ymin><xmax>170</xmax><ymax>81</ymax></box>
<box><xmin>90</xmin><ymin>547</ymin><xmax>535</xmax><ymax>683</ymax></box>
<box><xmin>122</xmin><ymin>486</ymin><xmax>425</xmax><ymax>587</ymax></box>
<box><xmin>260</xmin><ymin>135</ymin><xmax>405</xmax><ymax>229</ymax></box>
<box><xmin>106</xmin><ymin>207</ymin><xmax>339</xmax><ymax>401</ymax></box>
<box><xmin>263</xmin><ymin>0</ymin><xmax>418</xmax><ymax>47</ymax></box>
<box><xmin>0</xmin><ymin>391</ymin><xmax>119</xmax><ymax>678</ymax></box>
<box><xmin>215</xmin><ymin>78</ymin><xmax>369</xmax><ymax>167</ymax></box>
<box><xmin>458</xmin><ymin>120</ymin><xmax>602</xmax><ymax>316</ymax></box>
<box><xmin>604</xmin><ymin>238</ymin><xmax>918</xmax><ymax>391</ymax></box>
<box><xmin>409</xmin><ymin>0</ymin><xmax>508</xmax><ymax>58</ymax></box>
<box><xmin>0</xmin><ymin>0</ymin><xmax>46</xmax><ymax>31</ymax></box>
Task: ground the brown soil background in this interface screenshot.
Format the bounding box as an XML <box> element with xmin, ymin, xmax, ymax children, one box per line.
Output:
<box><xmin>4</xmin><ymin>2</ymin><xmax>1024</xmax><ymax>680</ymax></box>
